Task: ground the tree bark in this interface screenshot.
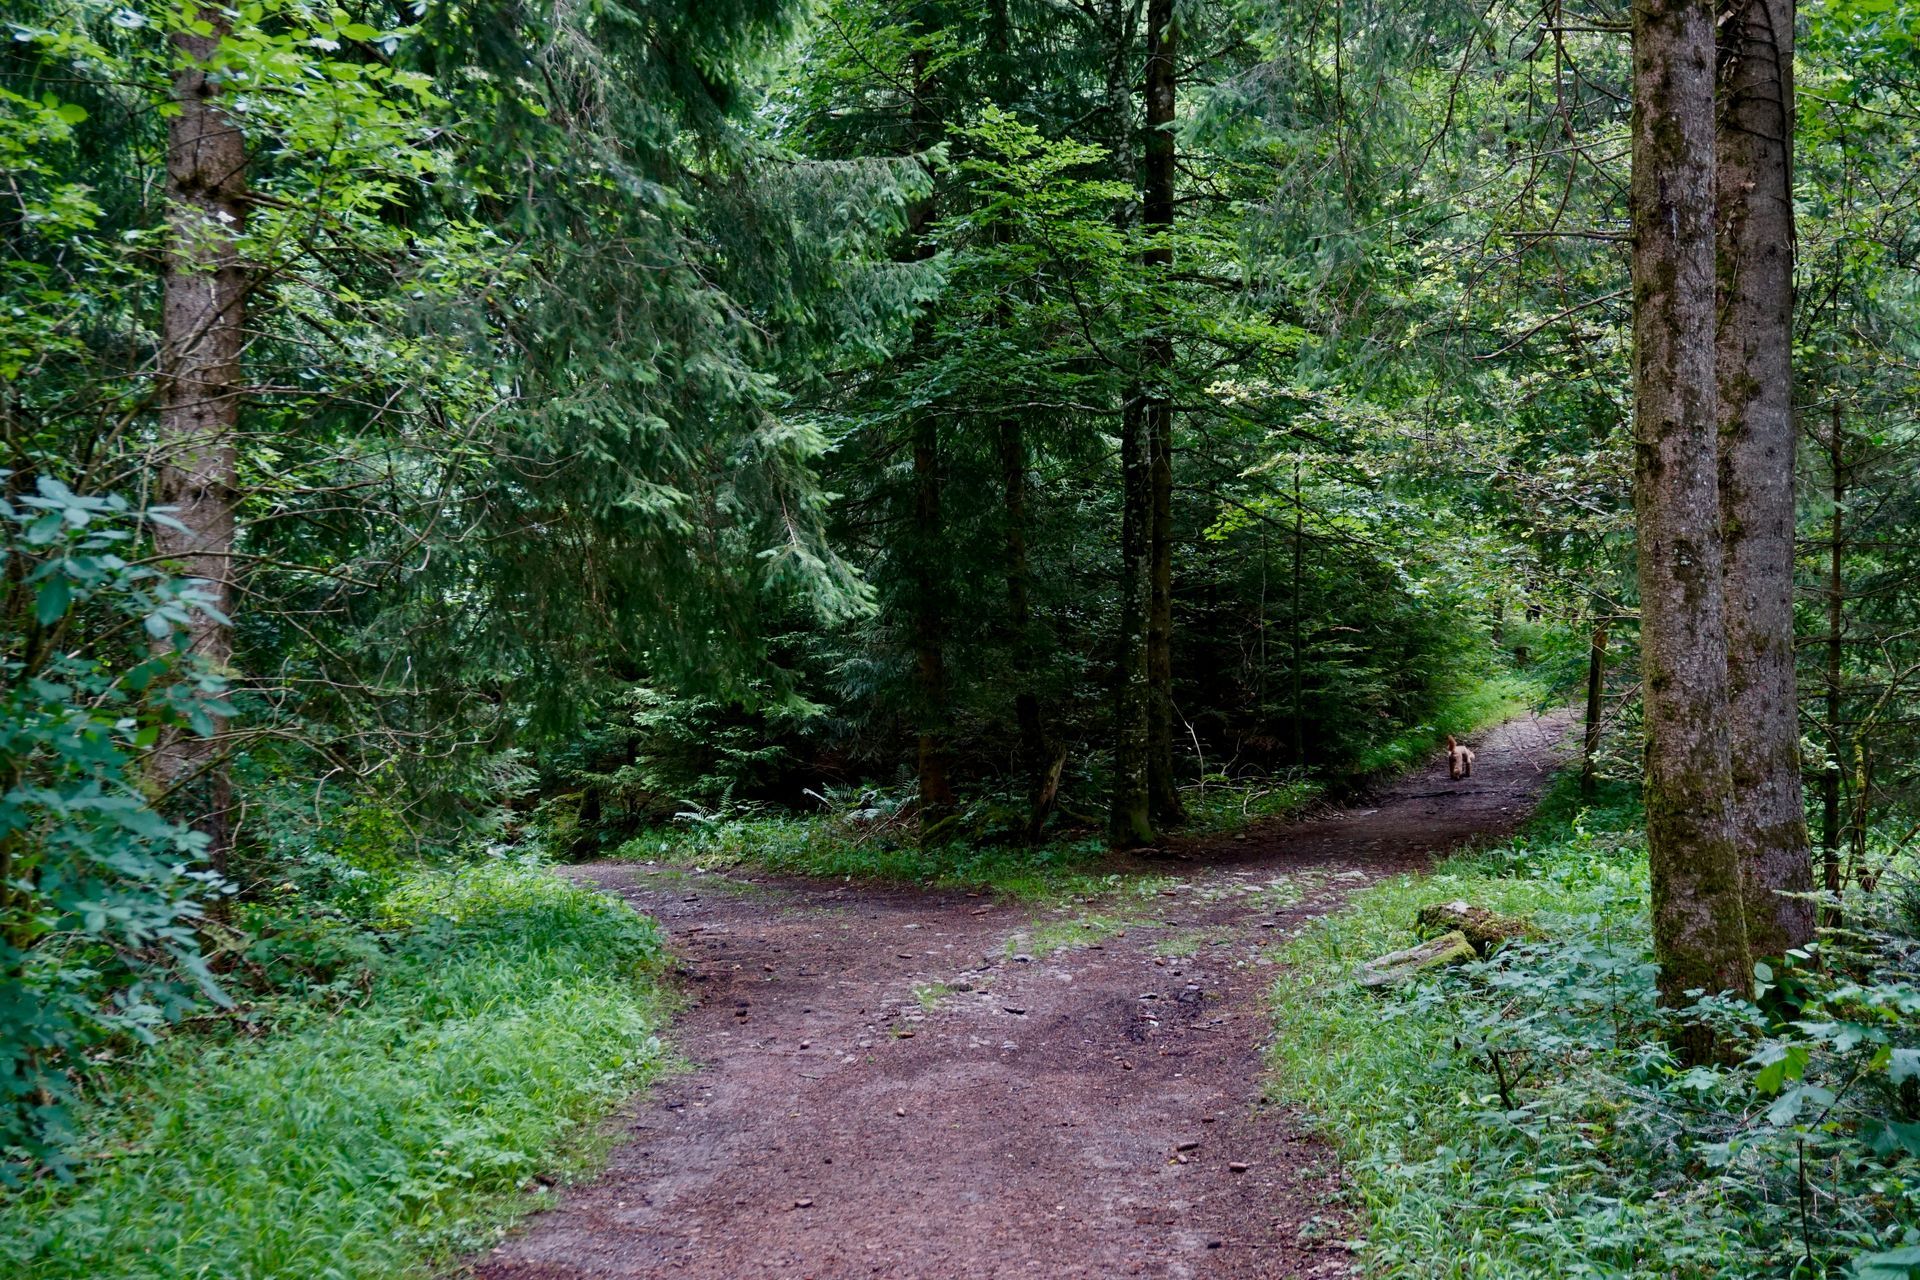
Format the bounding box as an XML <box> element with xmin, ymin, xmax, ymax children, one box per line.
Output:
<box><xmin>905</xmin><ymin>43</ymin><xmax>953</xmax><ymax>831</ymax></box>
<box><xmin>1632</xmin><ymin>0</ymin><xmax>1753</xmax><ymax>1042</ymax></box>
<box><xmin>911</xmin><ymin>415</ymin><xmax>955</xmax><ymax>826</ymax></box>
<box><xmin>1112</xmin><ymin>392</ymin><xmax>1155</xmax><ymax>848</ymax></box>
<box><xmin>1289</xmin><ymin>457</ymin><xmax>1305</xmax><ymax>766</ymax></box>
<box><xmin>1106</xmin><ymin>0</ymin><xmax>1153</xmax><ymax>848</ymax></box>
<box><xmin>154</xmin><ymin>20</ymin><xmax>247</xmax><ymax>874</ymax></box>
<box><xmin>1717</xmin><ymin>0</ymin><xmax>1813</xmax><ymax>959</ymax></box>
<box><xmin>1000</xmin><ymin>418</ymin><xmax>1055</xmax><ymax>839</ymax></box>
<box><xmin>1821</xmin><ymin>404</ymin><xmax>1846</xmax><ymax>928</ymax></box>
<box><xmin>1142</xmin><ymin>0</ymin><xmax>1181</xmax><ymax>825</ymax></box>
<box><xmin>1581</xmin><ymin>598</ymin><xmax>1608</xmax><ymax>800</ymax></box>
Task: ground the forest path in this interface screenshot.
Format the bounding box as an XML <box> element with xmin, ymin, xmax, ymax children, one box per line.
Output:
<box><xmin>470</xmin><ymin>708</ymin><xmax>1576</xmax><ymax>1280</ymax></box>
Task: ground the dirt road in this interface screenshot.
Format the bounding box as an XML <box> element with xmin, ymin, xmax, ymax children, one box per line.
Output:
<box><xmin>471</xmin><ymin>709</ymin><xmax>1574</xmax><ymax>1279</ymax></box>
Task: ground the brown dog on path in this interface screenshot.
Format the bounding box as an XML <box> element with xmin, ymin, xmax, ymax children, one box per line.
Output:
<box><xmin>1446</xmin><ymin>734</ymin><xmax>1475</xmax><ymax>780</ymax></box>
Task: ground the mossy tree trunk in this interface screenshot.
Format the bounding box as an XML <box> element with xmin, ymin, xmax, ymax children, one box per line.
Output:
<box><xmin>1632</xmin><ymin>0</ymin><xmax>1753</xmax><ymax>1049</ymax></box>
<box><xmin>1717</xmin><ymin>0</ymin><xmax>1814</xmax><ymax>959</ymax></box>
<box><xmin>155</xmin><ymin>20</ymin><xmax>247</xmax><ymax>874</ymax></box>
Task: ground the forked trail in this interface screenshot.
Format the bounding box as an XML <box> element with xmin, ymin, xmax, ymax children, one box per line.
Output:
<box><xmin>471</xmin><ymin>710</ymin><xmax>1575</xmax><ymax>1280</ymax></box>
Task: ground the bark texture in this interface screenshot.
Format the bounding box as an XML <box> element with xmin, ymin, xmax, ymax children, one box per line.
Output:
<box><xmin>1632</xmin><ymin>0</ymin><xmax>1753</xmax><ymax>1034</ymax></box>
<box><xmin>1106</xmin><ymin>0</ymin><xmax>1153</xmax><ymax>848</ymax></box>
<box><xmin>999</xmin><ymin>418</ymin><xmax>1057</xmax><ymax>840</ymax></box>
<box><xmin>1581</xmin><ymin>601</ymin><xmax>1608</xmax><ymax>800</ymax></box>
<box><xmin>1821</xmin><ymin>408</ymin><xmax>1846</xmax><ymax>928</ymax></box>
<box><xmin>1112</xmin><ymin>394</ymin><xmax>1155</xmax><ymax>848</ymax></box>
<box><xmin>154</xmin><ymin>23</ymin><xmax>246</xmax><ymax>870</ymax></box>
<box><xmin>911</xmin><ymin>414</ymin><xmax>956</xmax><ymax>824</ymax></box>
<box><xmin>903</xmin><ymin>42</ymin><xmax>953</xmax><ymax>830</ymax></box>
<box><xmin>1716</xmin><ymin>0</ymin><xmax>1814</xmax><ymax>958</ymax></box>
<box><xmin>1142</xmin><ymin>0</ymin><xmax>1181</xmax><ymax>824</ymax></box>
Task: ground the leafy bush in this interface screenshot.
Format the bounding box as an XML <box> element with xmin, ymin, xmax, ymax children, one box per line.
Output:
<box><xmin>0</xmin><ymin>862</ymin><xmax>670</xmax><ymax>1279</ymax></box>
<box><xmin>1</xmin><ymin>477</ymin><xmax>229</xmax><ymax>1175</ymax></box>
<box><xmin>1268</xmin><ymin>777</ymin><xmax>1920</xmax><ymax>1279</ymax></box>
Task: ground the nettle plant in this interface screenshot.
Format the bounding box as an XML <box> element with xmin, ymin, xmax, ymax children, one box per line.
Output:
<box><xmin>0</xmin><ymin>476</ymin><xmax>231</xmax><ymax>1178</ymax></box>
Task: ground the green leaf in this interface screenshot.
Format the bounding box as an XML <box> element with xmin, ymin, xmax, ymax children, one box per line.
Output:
<box><xmin>1753</xmin><ymin>1042</ymin><xmax>1810</xmax><ymax>1093</ymax></box>
<box><xmin>1854</xmin><ymin>1246</ymin><xmax>1920</xmax><ymax>1280</ymax></box>
<box><xmin>35</xmin><ymin>574</ymin><xmax>71</xmax><ymax>624</ymax></box>
<box><xmin>1861</xmin><ymin>1120</ymin><xmax>1920</xmax><ymax>1161</ymax></box>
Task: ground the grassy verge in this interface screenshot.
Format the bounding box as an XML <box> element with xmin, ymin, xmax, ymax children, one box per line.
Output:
<box><xmin>1264</xmin><ymin>775</ymin><xmax>1920</xmax><ymax>1278</ymax></box>
<box><xmin>1350</xmin><ymin>670</ymin><xmax>1551</xmax><ymax>778</ymax></box>
<box><xmin>613</xmin><ymin>778</ymin><xmax>1316</xmax><ymax>903</ymax></box>
<box><xmin>1</xmin><ymin>863</ymin><xmax>672</xmax><ymax>1280</ymax></box>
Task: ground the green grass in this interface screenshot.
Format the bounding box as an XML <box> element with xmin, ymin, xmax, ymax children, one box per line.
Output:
<box><xmin>1261</xmin><ymin>773</ymin><xmax>1920</xmax><ymax>1278</ymax></box>
<box><xmin>617</xmin><ymin>816</ymin><xmax>1129</xmax><ymax>901</ymax></box>
<box><xmin>1</xmin><ymin>863</ymin><xmax>672</xmax><ymax>1280</ymax></box>
<box><xmin>613</xmin><ymin>777</ymin><xmax>1324</xmax><ymax>905</ymax></box>
<box><xmin>1351</xmin><ymin>670</ymin><xmax>1552</xmax><ymax>778</ymax></box>
<box><xmin>1261</xmin><ymin>780</ymin><xmax>1733</xmax><ymax>1277</ymax></box>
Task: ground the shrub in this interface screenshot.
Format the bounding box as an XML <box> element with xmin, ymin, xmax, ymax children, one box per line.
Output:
<box><xmin>0</xmin><ymin>477</ymin><xmax>229</xmax><ymax>1175</ymax></box>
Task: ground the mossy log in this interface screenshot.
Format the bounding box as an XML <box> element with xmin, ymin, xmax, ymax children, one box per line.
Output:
<box><xmin>1356</xmin><ymin>930</ymin><xmax>1475</xmax><ymax>990</ymax></box>
<box><xmin>1414</xmin><ymin>900</ymin><xmax>1541</xmax><ymax>955</ymax></box>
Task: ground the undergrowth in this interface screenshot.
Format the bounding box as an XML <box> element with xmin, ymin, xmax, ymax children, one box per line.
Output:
<box><xmin>0</xmin><ymin>863</ymin><xmax>671</xmax><ymax>1280</ymax></box>
<box><xmin>1267</xmin><ymin>775</ymin><xmax>1920</xmax><ymax>1279</ymax></box>
<box><xmin>611</xmin><ymin>777</ymin><xmax>1310</xmax><ymax>901</ymax></box>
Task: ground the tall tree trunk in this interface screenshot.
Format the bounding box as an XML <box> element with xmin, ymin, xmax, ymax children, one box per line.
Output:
<box><xmin>1717</xmin><ymin>0</ymin><xmax>1813</xmax><ymax>959</ymax></box>
<box><xmin>1000</xmin><ymin>418</ymin><xmax>1055</xmax><ymax>839</ymax></box>
<box><xmin>912</xmin><ymin>416</ymin><xmax>956</xmax><ymax>826</ymax></box>
<box><xmin>1632</xmin><ymin>0</ymin><xmax>1752</xmax><ymax>1044</ymax></box>
<box><xmin>1142</xmin><ymin>0</ymin><xmax>1181</xmax><ymax>824</ymax></box>
<box><xmin>1112</xmin><ymin>395</ymin><xmax>1154</xmax><ymax>848</ymax></box>
<box><xmin>905</xmin><ymin>40</ymin><xmax>953</xmax><ymax>831</ymax></box>
<box><xmin>1289</xmin><ymin>457</ymin><xmax>1305</xmax><ymax>766</ymax></box>
<box><xmin>987</xmin><ymin>0</ymin><xmax>1052</xmax><ymax>838</ymax></box>
<box><xmin>1581</xmin><ymin>595</ymin><xmax>1609</xmax><ymax>800</ymax></box>
<box><xmin>1821</xmin><ymin>404</ymin><xmax>1846</xmax><ymax>928</ymax></box>
<box><xmin>154</xmin><ymin>20</ymin><xmax>247</xmax><ymax>875</ymax></box>
<box><xmin>1106</xmin><ymin>0</ymin><xmax>1153</xmax><ymax>848</ymax></box>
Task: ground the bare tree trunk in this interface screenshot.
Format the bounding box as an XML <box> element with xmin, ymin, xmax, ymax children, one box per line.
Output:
<box><xmin>1113</xmin><ymin>393</ymin><xmax>1155</xmax><ymax>848</ymax></box>
<box><xmin>1000</xmin><ymin>418</ymin><xmax>1055</xmax><ymax>839</ymax></box>
<box><xmin>912</xmin><ymin>414</ymin><xmax>955</xmax><ymax>828</ymax></box>
<box><xmin>1821</xmin><ymin>405</ymin><xmax>1846</xmax><ymax>928</ymax></box>
<box><xmin>905</xmin><ymin>44</ymin><xmax>953</xmax><ymax>833</ymax></box>
<box><xmin>1143</xmin><ymin>0</ymin><xmax>1181</xmax><ymax>825</ymax></box>
<box><xmin>1106</xmin><ymin>0</ymin><xmax>1153</xmax><ymax>849</ymax></box>
<box><xmin>1632</xmin><ymin>0</ymin><xmax>1752</xmax><ymax>1045</ymax></box>
<box><xmin>1289</xmin><ymin>459</ymin><xmax>1306</xmax><ymax>766</ymax></box>
<box><xmin>1581</xmin><ymin>597</ymin><xmax>1609</xmax><ymax>800</ymax></box>
<box><xmin>1717</xmin><ymin>0</ymin><xmax>1813</xmax><ymax>959</ymax></box>
<box><xmin>154</xmin><ymin>21</ymin><xmax>247</xmax><ymax>875</ymax></box>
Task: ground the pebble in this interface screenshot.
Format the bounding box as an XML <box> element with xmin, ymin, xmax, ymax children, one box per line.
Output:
<box><xmin>1003</xmin><ymin>1006</ymin><xmax>1027</xmax><ymax>1016</ymax></box>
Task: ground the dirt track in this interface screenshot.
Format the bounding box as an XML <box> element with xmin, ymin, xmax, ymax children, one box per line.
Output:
<box><xmin>470</xmin><ymin>709</ymin><xmax>1575</xmax><ymax>1279</ymax></box>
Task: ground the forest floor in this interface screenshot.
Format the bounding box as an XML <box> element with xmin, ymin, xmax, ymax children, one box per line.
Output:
<box><xmin>468</xmin><ymin>708</ymin><xmax>1576</xmax><ymax>1280</ymax></box>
